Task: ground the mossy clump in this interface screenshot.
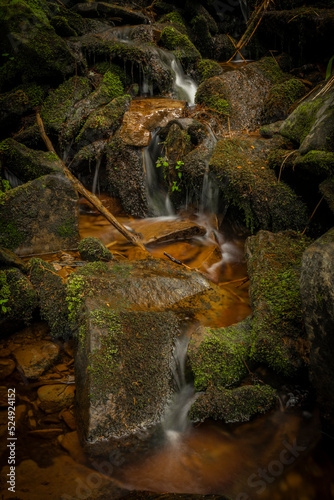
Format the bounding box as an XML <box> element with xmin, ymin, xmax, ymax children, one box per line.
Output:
<box><xmin>190</xmin><ymin>384</ymin><xmax>277</xmax><ymax>423</ymax></box>
<box><xmin>190</xmin><ymin>14</ymin><xmax>213</xmax><ymax>58</ymax></box>
<box><xmin>159</xmin><ymin>26</ymin><xmax>201</xmax><ymax>67</ymax></box>
<box><xmin>263</xmin><ymin>78</ymin><xmax>306</xmax><ymax>123</ymax></box>
<box><xmin>256</xmin><ymin>56</ymin><xmax>288</xmax><ymax>84</ymax></box>
<box><xmin>159</xmin><ymin>11</ymin><xmax>186</xmax><ymax>28</ymax></box>
<box><xmin>50</xmin><ymin>15</ymin><xmax>78</xmax><ymax>37</ymax></box>
<box><xmin>0</xmin><ymin>138</ymin><xmax>63</xmax><ymax>183</ymax></box>
<box><xmin>195</xmin><ymin>76</ymin><xmax>230</xmax><ymax>116</ymax></box>
<box><xmin>0</xmin><ymin>83</ymin><xmax>44</xmax><ymax>119</ymax></box>
<box><xmin>196</xmin><ymin>59</ymin><xmax>223</xmax><ymax>83</ymax></box>
<box><xmin>28</xmin><ymin>258</ymin><xmax>71</xmax><ymax>339</ymax></box>
<box><xmin>41</xmin><ymin>76</ymin><xmax>92</xmax><ymax>134</ymax></box>
<box><xmin>209</xmin><ymin>137</ymin><xmax>308</xmax><ymax>233</ymax></box>
<box><xmin>75</xmin><ymin>94</ymin><xmax>130</xmax><ymax>146</ymax></box>
<box><xmin>189</xmin><ymin>318</ymin><xmax>252</xmax><ymax>391</ymax></box>
<box><xmin>0</xmin><ymin>268</ymin><xmax>38</xmax><ymax>325</ymax></box>
<box><xmin>78</xmin><ymin>237</ymin><xmax>114</xmax><ymax>262</ymax></box>
<box><xmin>245</xmin><ymin>230</ymin><xmax>312</xmax><ymax>375</ymax></box>
<box><xmin>293</xmin><ymin>150</ymin><xmax>334</xmax><ymax>177</ymax></box>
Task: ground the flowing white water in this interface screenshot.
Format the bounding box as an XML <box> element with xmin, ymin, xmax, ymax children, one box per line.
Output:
<box><xmin>171</xmin><ymin>58</ymin><xmax>197</xmax><ymax>105</ymax></box>
<box><xmin>91</xmin><ymin>156</ymin><xmax>101</xmax><ymax>195</ymax></box>
<box><xmin>163</xmin><ymin>336</ymin><xmax>197</xmax><ymax>439</ymax></box>
<box><xmin>143</xmin><ymin>129</ymin><xmax>175</xmax><ymax>216</ymax></box>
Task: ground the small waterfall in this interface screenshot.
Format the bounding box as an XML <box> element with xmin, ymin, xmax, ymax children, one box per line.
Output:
<box><xmin>3</xmin><ymin>168</ymin><xmax>24</xmax><ymax>188</ymax></box>
<box><xmin>170</xmin><ymin>58</ymin><xmax>197</xmax><ymax>105</ymax></box>
<box><xmin>239</xmin><ymin>0</ymin><xmax>249</xmax><ymax>23</ymax></box>
<box><xmin>91</xmin><ymin>156</ymin><xmax>101</xmax><ymax>195</ymax></box>
<box><xmin>200</xmin><ymin>170</ymin><xmax>220</xmax><ymax>214</ymax></box>
<box><xmin>143</xmin><ymin>130</ymin><xmax>175</xmax><ymax>216</ymax></box>
<box><xmin>163</xmin><ymin>336</ymin><xmax>197</xmax><ymax>440</ymax></box>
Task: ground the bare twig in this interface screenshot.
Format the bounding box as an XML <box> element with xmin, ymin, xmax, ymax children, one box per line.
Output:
<box><xmin>278</xmin><ymin>150</ymin><xmax>296</xmax><ymax>183</ymax></box>
<box><xmin>301</xmin><ymin>195</ymin><xmax>325</xmax><ymax>236</ymax></box>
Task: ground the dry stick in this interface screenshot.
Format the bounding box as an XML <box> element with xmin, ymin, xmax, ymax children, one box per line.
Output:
<box><xmin>36</xmin><ymin>113</ymin><xmax>147</xmax><ymax>253</ymax></box>
<box><xmin>164</xmin><ymin>252</ymin><xmax>192</xmax><ymax>270</ymax></box>
<box><xmin>301</xmin><ymin>195</ymin><xmax>325</xmax><ymax>236</ymax></box>
<box><xmin>277</xmin><ymin>150</ymin><xmax>296</xmax><ymax>184</ymax></box>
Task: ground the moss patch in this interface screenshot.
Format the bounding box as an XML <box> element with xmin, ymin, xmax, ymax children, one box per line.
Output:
<box><xmin>0</xmin><ymin>268</ymin><xmax>37</xmax><ymax>325</ymax></box>
<box><xmin>195</xmin><ymin>76</ymin><xmax>230</xmax><ymax>116</ymax></box>
<box><xmin>78</xmin><ymin>237</ymin><xmax>114</xmax><ymax>262</ymax></box>
<box><xmin>159</xmin><ymin>26</ymin><xmax>201</xmax><ymax>66</ymax></box>
<box><xmin>263</xmin><ymin>78</ymin><xmax>306</xmax><ymax>123</ymax></box>
<box><xmin>196</xmin><ymin>59</ymin><xmax>223</xmax><ymax>82</ymax></box>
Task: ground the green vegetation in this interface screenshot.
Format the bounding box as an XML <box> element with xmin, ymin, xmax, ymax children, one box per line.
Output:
<box><xmin>159</xmin><ymin>26</ymin><xmax>201</xmax><ymax>66</ymax></box>
<box><xmin>0</xmin><ymin>268</ymin><xmax>37</xmax><ymax>324</ymax></box>
<box><xmin>196</xmin><ymin>59</ymin><xmax>222</xmax><ymax>82</ymax></box>
<box><xmin>195</xmin><ymin>76</ymin><xmax>230</xmax><ymax>116</ymax></box>
<box><xmin>78</xmin><ymin>237</ymin><xmax>114</xmax><ymax>262</ymax></box>
<box><xmin>263</xmin><ymin>78</ymin><xmax>306</xmax><ymax>122</ymax></box>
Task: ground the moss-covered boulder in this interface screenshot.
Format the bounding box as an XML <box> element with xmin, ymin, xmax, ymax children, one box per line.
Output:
<box><xmin>0</xmin><ymin>173</ymin><xmax>79</xmax><ymax>255</ymax></box>
<box><xmin>41</xmin><ymin>76</ymin><xmax>92</xmax><ymax>137</ymax></box>
<box><xmin>0</xmin><ymin>139</ymin><xmax>63</xmax><ymax>184</ymax></box>
<box><xmin>245</xmin><ymin>230</ymin><xmax>311</xmax><ymax>376</ymax></box>
<box><xmin>0</xmin><ymin>84</ymin><xmax>44</xmax><ymax>136</ymax></box>
<box><xmin>67</xmin><ymin>258</ymin><xmax>234</xmax><ymax>456</ymax></box>
<box><xmin>195</xmin><ymin>59</ymin><xmax>223</xmax><ymax>83</ymax></box>
<box><xmin>300</xmin><ymin>227</ymin><xmax>334</xmax><ymax>430</ymax></box>
<box><xmin>189</xmin><ymin>317</ymin><xmax>253</xmax><ymax>392</ymax></box>
<box><xmin>293</xmin><ymin>150</ymin><xmax>334</xmax><ymax>177</ymax></box>
<box><xmin>0</xmin><ymin>246</ymin><xmax>27</xmax><ymax>273</ymax></box>
<box><xmin>159</xmin><ymin>26</ymin><xmax>201</xmax><ymax>67</ymax></box>
<box><xmin>75</xmin><ymin>94</ymin><xmax>131</xmax><ymax>149</ymax></box>
<box><xmin>279</xmin><ymin>84</ymin><xmax>334</xmax><ymax>154</ymax></box>
<box><xmin>263</xmin><ymin>78</ymin><xmax>306</xmax><ymax>124</ymax></box>
<box><xmin>212</xmin><ymin>34</ymin><xmax>236</xmax><ymax>62</ymax></box>
<box><xmin>105</xmin><ymin>137</ymin><xmax>148</xmax><ymax>218</ymax></box>
<box><xmin>209</xmin><ymin>136</ymin><xmax>308</xmax><ymax>233</ymax></box>
<box><xmin>78</xmin><ymin>237</ymin><xmax>114</xmax><ymax>262</ymax></box>
<box><xmin>28</xmin><ymin>258</ymin><xmax>71</xmax><ymax>339</ymax></box>
<box><xmin>190</xmin><ymin>384</ymin><xmax>277</xmax><ymax>424</ymax></box>
<box><xmin>195</xmin><ymin>76</ymin><xmax>230</xmax><ymax>116</ymax></box>
<box><xmin>0</xmin><ymin>268</ymin><xmax>38</xmax><ymax>334</ymax></box>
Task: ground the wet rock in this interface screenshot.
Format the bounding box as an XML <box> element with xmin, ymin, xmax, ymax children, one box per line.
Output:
<box><xmin>75</xmin><ymin>94</ymin><xmax>131</xmax><ymax>149</ymax></box>
<box><xmin>0</xmin><ymin>268</ymin><xmax>38</xmax><ymax>333</ymax></box>
<box><xmin>190</xmin><ymin>384</ymin><xmax>277</xmax><ymax>424</ymax></box>
<box><xmin>0</xmin><ymin>358</ymin><xmax>15</xmax><ymax>379</ymax></box>
<box><xmin>58</xmin><ymin>430</ymin><xmax>87</xmax><ymax>464</ymax></box>
<box><xmin>59</xmin><ymin>408</ymin><xmax>77</xmax><ymax>430</ymax></box>
<box><xmin>28</xmin><ymin>258</ymin><xmax>71</xmax><ymax>340</ymax></box>
<box><xmin>0</xmin><ymin>246</ymin><xmax>27</xmax><ymax>273</ymax></box>
<box><xmin>0</xmin><ymin>173</ymin><xmax>80</xmax><ymax>255</ymax></box>
<box><xmin>119</xmin><ymin>98</ymin><xmax>186</xmax><ymax>147</ymax></box>
<box><xmin>188</xmin><ymin>317</ymin><xmax>253</xmax><ymax>392</ymax></box>
<box><xmin>0</xmin><ymin>84</ymin><xmax>44</xmax><ymax>136</ymax></box>
<box><xmin>13</xmin><ymin>340</ymin><xmax>60</xmax><ymax>380</ymax></box>
<box><xmin>159</xmin><ymin>26</ymin><xmax>201</xmax><ymax>68</ymax></box>
<box><xmin>0</xmin><ymin>456</ymin><xmax>124</xmax><ymax>500</ymax></box>
<box><xmin>37</xmin><ymin>384</ymin><xmax>75</xmax><ymax>413</ymax></box>
<box><xmin>279</xmin><ymin>82</ymin><xmax>334</xmax><ymax>154</ymax></box>
<box><xmin>263</xmin><ymin>78</ymin><xmax>306</xmax><ymax>124</ymax></box>
<box><xmin>299</xmin><ymin>227</ymin><xmax>334</xmax><ymax>430</ymax></box>
<box><xmin>28</xmin><ymin>428</ymin><xmax>63</xmax><ymax>439</ymax></box>
<box><xmin>245</xmin><ymin>230</ymin><xmax>311</xmax><ymax>376</ymax></box>
<box><xmin>78</xmin><ymin>237</ymin><xmax>114</xmax><ymax>262</ymax></box>
<box><xmin>212</xmin><ymin>34</ymin><xmax>236</xmax><ymax>61</ymax></box>
<box><xmin>209</xmin><ymin>136</ymin><xmax>308</xmax><ymax>233</ymax></box>
<box><xmin>41</xmin><ymin>76</ymin><xmax>92</xmax><ymax>138</ymax></box>
<box><xmin>70</xmin><ymin>258</ymin><xmax>235</xmax><ymax>456</ymax></box>
<box><xmin>0</xmin><ymin>138</ymin><xmax>63</xmax><ymax>184</ymax></box>
<box><xmin>320</xmin><ymin>177</ymin><xmax>334</xmax><ymax>214</ymax></box>
<box><xmin>131</xmin><ymin>218</ymin><xmax>206</xmax><ymax>245</ymax></box>
<box><xmin>105</xmin><ymin>137</ymin><xmax>148</xmax><ymax>217</ymax></box>
<box><xmin>195</xmin><ymin>59</ymin><xmax>223</xmax><ymax>83</ymax></box>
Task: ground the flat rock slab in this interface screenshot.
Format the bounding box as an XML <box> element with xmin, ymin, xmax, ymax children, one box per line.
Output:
<box><xmin>119</xmin><ymin>98</ymin><xmax>186</xmax><ymax>147</ymax></box>
<box><xmin>13</xmin><ymin>341</ymin><xmax>60</xmax><ymax>380</ymax></box>
<box><xmin>132</xmin><ymin>217</ymin><xmax>207</xmax><ymax>245</ymax></box>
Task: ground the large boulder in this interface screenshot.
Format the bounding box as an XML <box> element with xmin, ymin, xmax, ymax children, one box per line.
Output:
<box><xmin>209</xmin><ymin>136</ymin><xmax>308</xmax><ymax>233</ymax></box>
<box><xmin>0</xmin><ymin>173</ymin><xmax>79</xmax><ymax>255</ymax></box>
<box><xmin>68</xmin><ymin>258</ymin><xmax>236</xmax><ymax>457</ymax></box>
<box><xmin>245</xmin><ymin>230</ymin><xmax>311</xmax><ymax>376</ymax></box>
<box><xmin>299</xmin><ymin>227</ymin><xmax>334</xmax><ymax>430</ymax></box>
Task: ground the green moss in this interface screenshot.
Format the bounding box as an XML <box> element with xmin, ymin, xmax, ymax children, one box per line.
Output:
<box><xmin>100</xmin><ymin>71</ymin><xmax>124</xmax><ymax>101</ymax></box>
<box><xmin>294</xmin><ymin>150</ymin><xmax>334</xmax><ymax>176</ymax></box>
<box><xmin>66</xmin><ymin>273</ymin><xmax>87</xmax><ymax>324</ymax></box>
<box><xmin>78</xmin><ymin>237</ymin><xmax>114</xmax><ymax>262</ymax></box>
<box><xmin>0</xmin><ymin>220</ymin><xmax>25</xmax><ymax>251</ymax></box>
<box><xmin>246</xmin><ymin>231</ymin><xmax>311</xmax><ymax>375</ymax></box>
<box><xmin>28</xmin><ymin>258</ymin><xmax>71</xmax><ymax>338</ymax></box>
<box><xmin>256</xmin><ymin>56</ymin><xmax>287</xmax><ymax>84</ymax></box>
<box><xmin>190</xmin><ymin>384</ymin><xmax>277</xmax><ymax>423</ymax></box>
<box><xmin>209</xmin><ymin>138</ymin><xmax>308</xmax><ymax>233</ymax></box>
<box><xmin>195</xmin><ymin>76</ymin><xmax>230</xmax><ymax>116</ymax></box>
<box><xmin>41</xmin><ymin>76</ymin><xmax>91</xmax><ymax>133</ymax></box>
<box><xmin>263</xmin><ymin>78</ymin><xmax>306</xmax><ymax>122</ymax></box>
<box><xmin>190</xmin><ymin>14</ymin><xmax>213</xmax><ymax>58</ymax></box>
<box><xmin>279</xmin><ymin>97</ymin><xmax>326</xmax><ymax>146</ymax></box>
<box><xmin>55</xmin><ymin>218</ymin><xmax>77</xmax><ymax>238</ymax></box>
<box><xmin>159</xmin><ymin>11</ymin><xmax>186</xmax><ymax>27</ymax></box>
<box><xmin>159</xmin><ymin>26</ymin><xmax>201</xmax><ymax>66</ymax></box>
<box><xmin>190</xmin><ymin>318</ymin><xmax>252</xmax><ymax>391</ymax></box>
<box><xmin>50</xmin><ymin>15</ymin><xmax>78</xmax><ymax>37</ymax></box>
<box><xmin>0</xmin><ymin>268</ymin><xmax>37</xmax><ymax>324</ymax></box>
<box><xmin>196</xmin><ymin>59</ymin><xmax>223</xmax><ymax>82</ymax></box>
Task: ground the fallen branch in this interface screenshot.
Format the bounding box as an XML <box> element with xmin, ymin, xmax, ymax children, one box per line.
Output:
<box><xmin>36</xmin><ymin>113</ymin><xmax>148</xmax><ymax>253</ymax></box>
<box><xmin>164</xmin><ymin>252</ymin><xmax>192</xmax><ymax>270</ymax></box>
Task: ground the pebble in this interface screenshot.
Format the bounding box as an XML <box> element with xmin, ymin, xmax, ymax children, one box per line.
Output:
<box><xmin>13</xmin><ymin>341</ymin><xmax>60</xmax><ymax>379</ymax></box>
<box><xmin>59</xmin><ymin>408</ymin><xmax>77</xmax><ymax>430</ymax></box>
<box><xmin>0</xmin><ymin>358</ymin><xmax>16</xmax><ymax>379</ymax></box>
<box><xmin>37</xmin><ymin>384</ymin><xmax>75</xmax><ymax>413</ymax></box>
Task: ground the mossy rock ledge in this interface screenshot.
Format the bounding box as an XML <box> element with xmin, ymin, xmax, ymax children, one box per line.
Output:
<box><xmin>0</xmin><ymin>173</ymin><xmax>80</xmax><ymax>255</ymax></box>
<box><xmin>69</xmin><ymin>258</ymin><xmax>236</xmax><ymax>457</ymax></box>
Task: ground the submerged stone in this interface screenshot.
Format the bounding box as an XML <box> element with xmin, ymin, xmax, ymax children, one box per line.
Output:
<box><xmin>300</xmin><ymin>227</ymin><xmax>334</xmax><ymax>430</ymax></box>
<box><xmin>0</xmin><ymin>173</ymin><xmax>79</xmax><ymax>255</ymax></box>
<box><xmin>13</xmin><ymin>341</ymin><xmax>60</xmax><ymax>380</ymax></box>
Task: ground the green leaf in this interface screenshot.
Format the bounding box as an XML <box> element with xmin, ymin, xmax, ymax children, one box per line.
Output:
<box><xmin>326</xmin><ymin>55</ymin><xmax>334</xmax><ymax>80</ymax></box>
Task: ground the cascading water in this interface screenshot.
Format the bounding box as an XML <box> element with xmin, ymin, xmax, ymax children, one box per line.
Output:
<box><xmin>170</xmin><ymin>58</ymin><xmax>197</xmax><ymax>105</ymax></box>
<box><xmin>143</xmin><ymin>129</ymin><xmax>175</xmax><ymax>217</ymax></box>
<box><xmin>162</xmin><ymin>335</ymin><xmax>197</xmax><ymax>440</ymax></box>
<box><xmin>91</xmin><ymin>156</ymin><xmax>101</xmax><ymax>195</ymax></box>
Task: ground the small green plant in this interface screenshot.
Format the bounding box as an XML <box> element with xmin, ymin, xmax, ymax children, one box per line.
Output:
<box><xmin>2</xmin><ymin>53</ymin><xmax>15</xmax><ymax>61</ymax></box>
<box><xmin>326</xmin><ymin>55</ymin><xmax>334</xmax><ymax>80</ymax></box>
<box><xmin>0</xmin><ymin>298</ymin><xmax>8</xmax><ymax>313</ymax></box>
<box><xmin>156</xmin><ymin>157</ymin><xmax>184</xmax><ymax>192</ymax></box>
<box><xmin>156</xmin><ymin>156</ymin><xmax>169</xmax><ymax>168</ymax></box>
